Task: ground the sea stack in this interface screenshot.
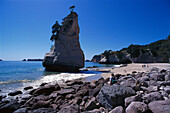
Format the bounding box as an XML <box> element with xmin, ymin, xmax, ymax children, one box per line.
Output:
<box><xmin>43</xmin><ymin>7</ymin><xmax>85</xmax><ymax>72</ymax></box>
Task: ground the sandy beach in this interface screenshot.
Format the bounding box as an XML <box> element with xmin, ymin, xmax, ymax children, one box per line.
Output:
<box><xmin>99</xmin><ymin>63</ymin><xmax>170</xmax><ymax>79</ymax></box>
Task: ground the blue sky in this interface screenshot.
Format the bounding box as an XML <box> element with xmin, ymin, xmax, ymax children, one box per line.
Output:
<box><xmin>0</xmin><ymin>0</ymin><xmax>170</xmax><ymax>60</ymax></box>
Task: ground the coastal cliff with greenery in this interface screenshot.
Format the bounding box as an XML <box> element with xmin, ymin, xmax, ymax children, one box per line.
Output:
<box><xmin>92</xmin><ymin>35</ymin><xmax>170</xmax><ymax>63</ymax></box>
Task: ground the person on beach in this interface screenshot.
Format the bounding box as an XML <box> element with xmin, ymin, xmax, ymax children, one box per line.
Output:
<box><xmin>109</xmin><ymin>73</ymin><xmax>117</xmax><ymax>86</ymax></box>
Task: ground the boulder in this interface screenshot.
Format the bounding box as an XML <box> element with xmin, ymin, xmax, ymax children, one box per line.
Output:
<box><xmin>34</xmin><ymin>94</ymin><xmax>49</xmax><ymax>101</ymax></box>
<box><xmin>125</xmin><ymin>102</ymin><xmax>148</xmax><ymax>113</ymax></box>
<box><xmin>40</xmin><ymin>83</ymin><xmax>48</xmax><ymax>86</ymax></box>
<box><xmin>65</xmin><ymin>94</ymin><xmax>74</xmax><ymax>99</ymax></box>
<box><xmin>160</xmin><ymin>69</ymin><xmax>166</xmax><ymax>73</ymax></box>
<box><xmin>55</xmin><ymin>98</ymin><xmax>65</xmax><ymax>106</ymax></box>
<box><xmin>59</xmin><ymin>103</ymin><xmax>71</xmax><ymax>110</ymax></box>
<box><xmin>164</xmin><ymin>86</ymin><xmax>170</xmax><ymax>94</ymax></box>
<box><xmin>125</xmin><ymin>94</ymin><xmax>142</xmax><ymax>107</ymax></box>
<box><xmin>165</xmin><ymin>75</ymin><xmax>170</xmax><ymax>81</ymax></box>
<box><xmin>89</xmin><ymin>85</ymin><xmax>102</xmax><ymax>97</ymax></box>
<box><xmin>75</xmin><ymin>89</ymin><xmax>88</xmax><ymax>97</ymax></box>
<box><xmin>120</xmin><ymin>78</ymin><xmax>136</xmax><ymax>87</ymax></box>
<box><xmin>21</xmin><ymin>94</ymin><xmax>32</xmax><ymax>100</ymax></box>
<box><xmin>31</xmin><ymin>100</ymin><xmax>51</xmax><ymax>109</ymax></box>
<box><xmin>13</xmin><ymin>108</ymin><xmax>28</xmax><ymax>113</ymax></box>
<box><xmin>142</xmin><ymin>92</ymin><xmax>163</xmax><ymax>103</ymax></box>
<box><xmin>72</xmin><ymin>85</ymin><xmax>82</xmax><ymax>92</ymax></box>
<box><xmin>109</xmin><ymin>106</ymin><xmax>124</xmax><ymax>113</ymax></box>
<box><xmin>57</xmin><ymin>88</ymin><xmax>75</xmax><ymax>95</ymax></box>
<box><xmin>159</xmin><ymin>91</ymin><xmax>168</xmax><ymax>97</ymax></box>
<box><xmin>0</xmin><ymin>95</ymin><xmax>6</xmax><ymax>101</ymax></box>
<box><xmin>144</xmin><ymin>85</ymin><xmax>158</xmax><ymax>93</ymax></box>
<box><xmin>149</xmin><ymin>73</ymin><xmax>164</xmax><ymax>81</ymax></box>
<box><xmin>148</xmin><ymin>99</ymin><xmax>170</xmax><ymax>113</ymax></box>
<box><xmin>82</xmin><ymin>109</ymin><xmax>103</xmax><ymax>113</ymax></box>
<box><xmin>85</xmin><ymin>97</ymin><xmax>98</xmax><ymax>110</ymax></box>
<box><xmin>51</xmin><ymin>104</ymin><xmax>58</xmax><ymax>110</ymax></box>
<box><xmin>28</xmin><ymin>108</ymin><xmax>55</xmax><ymax>113</ymax></box>
<box><xmin>97</xmin><ymin>85</ymin><xmax>135</xmax><ymax>110</ymax></box>
<box><xmin>33</xmin><ymin>84</ymin><xmax>60</xmax><ymax>95</ymax></box>
<box><xmin>0</xmin><ymin>99</ymin><xmax>10</xmax><ymax>104</ymax></box>
<box><xmin>49</xmin><ymin>92</ymin><xmax>58</xmax><ymax>99</ymax></box>
<box><xmin>53</xmin><ymin>95</ymin><xmax>63</xmax><ymax>103</ymax></box>
<box><xmin>72</xmin><ymin>97</ymin><xmax>82</xmax><ymax>105</ymax></box>
<box><xmin>29</xmin><ymin>89</ymin><xmax>36</xmax><ymax>95</ymax></box>
<box><xmin>58</xmin><ymin>103</ymin><xmax>80</xmax><ymax>113</ymax></box>
<box><xmin>24</xmin><ymin>86</ymin><xmax>33</xmax><ymax>90</ymax></box>
<box><xmin>0</xmin><ymin>101</ymin><xmax>20</xmax><ymax>113</ymax></box>
<box><xmin>138</xmin><ymin>76</ymin><xmax>149</xmax><ymax>82</ymax></box>
<box><xmin>43</xmin><ymin>11</ymin><xmax>84</xmax><ymax>72</ymax></box>
<box><xmin>8</xmin><ymin>90</ymin><xmax>22</xmax><ymax>96</ymax></box>
<box><xmin>139</xmin><ymin>81</ymin><xmax>149</xmax><ymax>87</ymax></box>
<box><xmin>97</xmin><ymin>78</ymin><xmax>106</xmax><ymax>85</ymax></box>
<box><xmin>66</xmin><ymin>79</ymin><xmax>83</xmax><ymax>86</ymax></box>
<box><xmin>159</xmin><ymin>81</ymin><xmax>170</xmax><ymax>86</ymax></box>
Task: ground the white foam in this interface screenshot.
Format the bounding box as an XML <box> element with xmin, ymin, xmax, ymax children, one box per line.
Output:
<box><xmin>22</xmin><ymin>73</ymin><xmax>95</xmax><ymax>89</ymax></box>
<box><xmin>113</xmin><ymin>65</ymin><xmax>122</xmax><ymax>68</ymax></box>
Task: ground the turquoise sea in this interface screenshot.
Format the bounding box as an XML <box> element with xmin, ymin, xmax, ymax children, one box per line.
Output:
<box><xmin>0</xmin><ymin>61</ymin><xmax>116</xmax><ymax>95</ymax></box>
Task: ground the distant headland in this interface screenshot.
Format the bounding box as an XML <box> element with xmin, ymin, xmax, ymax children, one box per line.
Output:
<box><xmin>22</xmin><ymin>59</ymin><xmax>43</xmax><ymax>61</ymax></box>
<box><xmin>91</xmin><ymin>35</ymin><xmax>170</xmax><ymax>64</ymax></box>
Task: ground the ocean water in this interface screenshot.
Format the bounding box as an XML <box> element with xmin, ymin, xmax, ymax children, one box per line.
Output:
<box><xmin>0</xmin><ymin>61</ymin><xmax>116</xmax><ymax>95</ymax></box>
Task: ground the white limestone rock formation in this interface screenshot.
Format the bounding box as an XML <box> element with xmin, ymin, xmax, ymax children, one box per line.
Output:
<box><xmin>91</xmin><ymin>55</ymin><xmax>102</xmax><ymax>63</ymax></box>
<box><xmin>100</xmin><ymin>54</ymin><xmax>119</xmax><ymax>64</ymax></box>
<box><xmin>43</xmin><ymin>11</ymin><xmax>84</xmax><ymax>72</ymax></box>
<box><xmin>136</xmin><ymin>50</ymin><xmax>154</xmax><ymax>63</ymax></box>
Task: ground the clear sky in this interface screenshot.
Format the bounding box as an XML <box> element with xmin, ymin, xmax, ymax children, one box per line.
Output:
<box><xmin>0</xmin><ymin>0</ymin><xmax>170</xmax><ymax>61</ymax></box>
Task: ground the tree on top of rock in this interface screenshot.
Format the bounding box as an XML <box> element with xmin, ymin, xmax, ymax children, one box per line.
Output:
<box><xmin>50</xmin><ymin>21</ymin><xmax>61</xmax><ymax>41</ymax></box>
<box><xmin>69</xmin><ymin>5</ymin><xmax>75</xmax><ymax>12</ymax></box>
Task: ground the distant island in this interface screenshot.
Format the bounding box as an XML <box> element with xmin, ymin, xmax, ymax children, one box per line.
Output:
<box><xmin>92</xmin><ymin>35</ymin><xmax>170</xmax><ymax>64</ymax></box>
<box><xmin>22</xmin><ymin>59</ymin><xmax>43</xmax><ymax>61</ymax></box>
<box><xmin>0</xmin><ymin>59</ymin><xmax>2</xmax><ymax>61</ymax></box>
<box><xmin>85</xmin><ymin>60</ymin><xmax>91</xmax><ymax>62</ymax></box>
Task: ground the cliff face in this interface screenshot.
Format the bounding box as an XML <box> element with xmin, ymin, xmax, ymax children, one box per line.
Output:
<box><xmin>91</xmin><ymin>55</ymin><xmax>102</xmax><ymax>63</ymax></box>
<box><xmin>100</xmin><ymin>54</ymin><xmax>119</xmax><ymax>64</ymax></box>
<box><xmin>91</xmin><ymin>36</ymin><xmax>170</xmax><ymax>64</ymax></box>
<box><xmin>136</xmin><ymin>50</ymin><xmax>154</xmax><ymax>63</ymax></box>
<box><xmin>43</xmin><ymin>12</ymin><xmax>85</xmax><ymax>72</ymax></box>
<box><xmin>91</xmin><ymin>51</ymin><xmax>155</xmax><ymax>64</ymax></box>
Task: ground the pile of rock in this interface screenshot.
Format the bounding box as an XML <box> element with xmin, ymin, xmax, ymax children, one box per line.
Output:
<box><xmin>0</xmin><ymin>78</ymin><xmax>108</xmax><ymax>113</ymax></box>
<box><xmin>0</xmin><ymin>68</ymin><xmax>170</xmax><ymax>113</ymax></box>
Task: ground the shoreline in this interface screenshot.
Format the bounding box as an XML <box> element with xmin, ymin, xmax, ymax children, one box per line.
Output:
<box><xmin>0</xmin><ymin>63</ymin><xmax>170</xmax><ymax>112</ymax></box>
<box><xmin>93</xmin><ymin>63</ymin><xmax>170</xmax><ymax>79</ymax></box>
<box><xmin>0</xmin><ymin>72</ymin><xmax>102</xmax><ymax>96</ymax></box>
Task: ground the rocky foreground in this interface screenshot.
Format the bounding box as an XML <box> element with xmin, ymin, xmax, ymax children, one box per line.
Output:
<box><xmin>0</xmin><ymin>67</ymin><xmax>170</xmax><ymax>113</ymax></box>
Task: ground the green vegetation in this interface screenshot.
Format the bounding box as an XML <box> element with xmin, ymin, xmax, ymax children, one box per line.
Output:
<box><xmin>101</xmin><ymin>35</ymin><xmax>170</xmax><ymax>63</ymax></box>
<box><xmin>50</xmin><ymin>21</ymin><xmax>61</xmax><ymax>41</ymax></box>
<box><xmin>69</xmin><ymin>5</ymin><xmax>75</xmax><ymax>12</ymax></box>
